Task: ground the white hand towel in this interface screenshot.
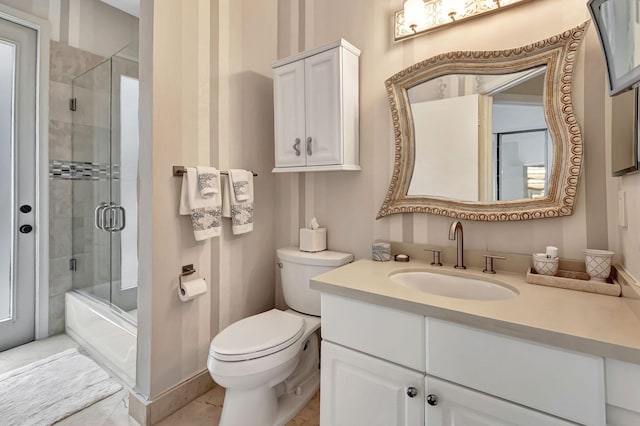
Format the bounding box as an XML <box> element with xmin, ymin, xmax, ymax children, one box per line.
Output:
<box><xmin>228</xmin><ymin>169</ymin><xmax>251</xmax><ymax>201</ymax></box>
<box><xmin>222</xmin><ymin>170</ymin><xmax>253</xmax><ymax>235</ymax></box>
<box><xmin>179</xmin><ymin>167</ymin><xmax>222</xmax><ymax>241</ymax></box>
<box><xmin>196</xmin><ymin>166</ymin><xmax>220</xmax><ymax>198</ymax></box>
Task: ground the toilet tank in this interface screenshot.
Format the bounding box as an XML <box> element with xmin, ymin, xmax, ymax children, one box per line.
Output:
<box><xmin>277</xmin><ymin>247</ymin><xmax>353</xmax><ymax>316</ymax></box>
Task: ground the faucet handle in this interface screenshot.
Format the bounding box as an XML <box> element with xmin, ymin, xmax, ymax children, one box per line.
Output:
<box><xmin>483</xmin><ymin>255</ymin><xmax>506</xmax><ymax>274</ymax></box>
<box><xmin>424</xmin><ymin>249</ymin><xmax>443</xmax><ymax>266</ymax></box>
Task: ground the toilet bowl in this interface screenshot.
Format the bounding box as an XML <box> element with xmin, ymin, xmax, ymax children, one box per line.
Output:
<box><xmin>207</xmin><ymin>247</ymin><xmax>352</xmax><ymax>426</ymax></box>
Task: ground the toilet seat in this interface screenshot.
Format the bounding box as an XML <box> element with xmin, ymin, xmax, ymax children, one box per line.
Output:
<box><xmin>211</xmin><ymin>309</ymin><xmax>305</xmax><ymax>362</ymax></box>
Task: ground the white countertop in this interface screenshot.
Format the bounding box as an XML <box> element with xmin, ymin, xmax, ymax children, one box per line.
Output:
<box><xmin>311</xmin><ymin>258</ymin><xmax>640</xmax><ymax>364</ymax></box>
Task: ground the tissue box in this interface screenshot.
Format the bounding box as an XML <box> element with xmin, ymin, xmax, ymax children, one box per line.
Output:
<box><xmin>300</xmin><ymin>228</ymin><xmax>327</xmax><ymax>252</ymax></box>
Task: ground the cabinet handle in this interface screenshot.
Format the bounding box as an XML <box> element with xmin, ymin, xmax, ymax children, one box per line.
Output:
<box><xmin>406</xmin><ymin>387</ymin><xmax>418</xmax><ymax>398</ymax></box>
<box><xmin>306</xmin><ymin>136</ymin><xmax>312</xmax><ymax>155</ymax></box>
<box><xmin>426</xmin><ymin>394</ymin><xmax>438</xmax><ymax>406</ymax></box>
<box><xmin>293</xmin><ymin>138</ymin><xmax>301</xmax><ymax>156</ymax></box>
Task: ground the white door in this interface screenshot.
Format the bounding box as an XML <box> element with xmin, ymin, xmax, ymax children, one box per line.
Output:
<box><xmin>321</xmin><ymin>341</ymin><xmax>424</xmax><ymax>426</ymax></box>
<box><xmin>273</xmin><ymin>59</ymin><xmax>306</xmax><ymax>168</ymax></box>
<box><xmin>425</xmin><ymin>376</ymin><xmax>574</xmax><ymax>425</ymax></box>
<box><xmin>0</xmin><ymin>16</ymin><xmax>37</xmax><ymax>352</ymax></box>
<box><xmin>304</xmin><ymin>48</ymin><xmax>342</xmax><ymax>166</ymax></box>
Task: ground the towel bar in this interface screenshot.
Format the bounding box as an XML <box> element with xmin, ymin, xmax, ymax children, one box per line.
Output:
<box><xmin>173</xmin><ymin>166</ymin><xmax>258</xmax><ymax>177</ymax></box>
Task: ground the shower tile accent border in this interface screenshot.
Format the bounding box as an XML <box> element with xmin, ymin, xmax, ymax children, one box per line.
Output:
<box><xmin>49</xmin><ymin>159</ymin><xmax>119</xmax><ymax>181</ymax></box>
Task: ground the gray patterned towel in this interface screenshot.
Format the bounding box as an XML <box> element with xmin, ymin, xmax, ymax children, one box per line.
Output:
<box><xmin>179</xmin><ymin>167</ymin><xmax>222</xmax><ymax>241</ymax></box>
<box><xmin>222</xmin><ymin>170</ymin><xmax>254</xmax><ymax>235</ymax></box>
<box><xmin>196</xmin><ymin>166</ymin><xmax>220</xmax><ymax>198</ymax></box>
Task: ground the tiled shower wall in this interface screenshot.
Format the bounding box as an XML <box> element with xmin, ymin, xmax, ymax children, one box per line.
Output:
<box><xmin>48</xmin><ymin>41</ymin><xmax>103</xmax><ymax>335</ymax></box>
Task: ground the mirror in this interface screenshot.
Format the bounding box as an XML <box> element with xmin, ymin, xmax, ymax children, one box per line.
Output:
<box><xmin>589</xmin><ymin>0</ymin><xmax>640</xmax><ymax>95</ymax></box>
<box><xmin>611</xmin><ymin>87</ymin><xmax>639</xmax><ymax>176</ymax></box>
<box><xmin>378</xmin><ymin>23</ymin><xmax>588</xmax><ymax>221</ymax></box>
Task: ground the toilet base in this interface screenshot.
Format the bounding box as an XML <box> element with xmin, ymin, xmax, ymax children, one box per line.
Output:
<box><xmin>274</xmin><ymin>369</ymin><xmax>319</xmax><ymax>426</ymax></box>
<box><xmin>218</xmin><ymin>332</ymin><xmax>320</xmax><ymax>426</ymax></box>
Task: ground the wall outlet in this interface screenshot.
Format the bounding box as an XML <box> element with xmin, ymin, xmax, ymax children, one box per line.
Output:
<box><xmin>618</xmin><ymin>191</ymin><xmax>628</xmax><ymax>228</ymax></box>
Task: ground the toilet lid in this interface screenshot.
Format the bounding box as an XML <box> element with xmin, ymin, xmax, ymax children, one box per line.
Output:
<box><xmin>210</xmin><ymin>309</ymin><xmax>305</xmax><ymax>362</ymax></box>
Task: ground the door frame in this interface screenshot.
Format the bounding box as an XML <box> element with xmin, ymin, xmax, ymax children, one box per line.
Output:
<box><xmin>0</xmin><ymin>4</ymin><xmax>50</xmax><ymax>340</ymax></box>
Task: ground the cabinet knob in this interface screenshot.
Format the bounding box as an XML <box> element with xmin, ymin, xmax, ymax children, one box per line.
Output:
<box><xmin>406</xmin><ymin>387</ymin><xmax>418</xmax><ymax>398</ymax></box>
<box><xmin>426</xmin><ymin>394</ymin><xmax>438</xmax><ymax>406</ymax></box>
<box><xmin>293</xmin><ymin>138</ymin><xmax>301</xmax><ymax>156</ymax></box>
<box><xmin>306</xmin><ymin>136</ymin><xmax>313</xmax><ymax>155</ymax></box>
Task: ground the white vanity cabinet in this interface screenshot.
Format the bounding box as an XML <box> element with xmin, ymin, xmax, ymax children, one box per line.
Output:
<box><xmin>424</xmin><ymin>376</ymin><xmax>574</xmax><ymax>425</ymax></box>
<box><xmin>605</xmin><ymin>358</ymin><xmax>640</xmax><ymax>424</ymax></box>
<box><xmin>320</xmin><ymin>293</ymin><xmax>608</xmax><ymax>426</ymax></box>
<box><xmin>272</xmin><ymin>39</ymin><xmax>360</xmax><ymax>172</ymax></box>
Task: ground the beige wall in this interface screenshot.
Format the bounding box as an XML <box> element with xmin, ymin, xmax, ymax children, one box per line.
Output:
<box><xmin>272</xmin><ymin>0</ymin><xmax>609</xmax><ymax>266</ymax></box>
<box><xmin>137</xmin><ymin>0</ymin><xmax>278</xmax><ymax>400</ymax></box>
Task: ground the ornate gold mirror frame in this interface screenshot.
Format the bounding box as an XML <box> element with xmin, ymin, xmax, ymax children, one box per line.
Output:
<box><xmin>377</xmin><ymin>22</ymin><xmax>588</xmax><ymax>221</ymax></box>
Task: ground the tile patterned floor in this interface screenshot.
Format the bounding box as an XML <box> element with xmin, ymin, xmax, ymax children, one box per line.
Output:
<box><xmin>1</xmin><ymin>335</ymin><xmax>320</xmax><ymax>425</ymax></box>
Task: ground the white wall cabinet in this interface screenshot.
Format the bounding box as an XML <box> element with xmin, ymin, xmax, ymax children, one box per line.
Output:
<box><xmin>321</xmin><ymin>341</ymin><xmax>424</xmax><ymax>426</ymax></box>
<box><xmin>320</xmin><ymin>293</ymin><xmax>618</xmax><ymax>426</ymax></box>
<box><xmin>272</xmin><ymin>39</ymin><xmax>360</xmax><ymax>173</ymax></box>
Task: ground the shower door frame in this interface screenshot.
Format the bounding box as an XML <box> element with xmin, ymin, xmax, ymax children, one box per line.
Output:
<box><xmin>0</xmin><ymin>5</ymin><xmax>50</xmax><ymax>342</ymax></box>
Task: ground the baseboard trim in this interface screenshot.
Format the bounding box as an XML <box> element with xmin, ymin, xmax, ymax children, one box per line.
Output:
<box><xmin>129</xmin><ymin>370</ymin><xmax>215</xmax><ymax>425</ymax></box>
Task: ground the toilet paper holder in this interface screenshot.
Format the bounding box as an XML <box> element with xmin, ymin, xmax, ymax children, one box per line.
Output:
<box><xmin>179</xmin><ymin>264</ymin><xmax>196</xmax><ymax>296</ymax></box>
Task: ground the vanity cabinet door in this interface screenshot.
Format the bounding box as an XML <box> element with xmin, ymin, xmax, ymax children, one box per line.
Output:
<box><xmin>425</xmin><ymin>376</ymin><xmax>574</xmax><ymax>426</ymax></box>
<box><xmin>321</xmin><ymin>341</ymin><xmax>424</xmax><ymax>426</ymax></box>
<box><xmin>273</xmin><ymin>59</ymin><xmax>306</xmax><ymax>168</ymax></box>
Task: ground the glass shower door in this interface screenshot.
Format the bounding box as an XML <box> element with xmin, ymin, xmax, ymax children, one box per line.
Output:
<box><xmin>71</xmin><ymin>59</ymin><xmax>112</xmax><ymax>302</ymax></box>
<box><xmin>109</xmin><ymin>52</ymin><xmax>138</xmax><ymax>319</ymax></box>
<box><xmin>71</xmin><ymin>52</ymin><xmax>138</xmax><ymax>323</ymax></box>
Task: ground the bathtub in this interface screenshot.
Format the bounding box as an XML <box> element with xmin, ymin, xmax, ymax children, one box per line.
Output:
<box><xmin>65</xmin><ymin>290</ymin><xmax>136</xmax><ymax>386</ymax></box>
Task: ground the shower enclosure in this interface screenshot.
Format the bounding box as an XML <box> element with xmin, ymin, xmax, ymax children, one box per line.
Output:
<box><xmin>64</xmin><ymin>41</ymin><xmax>139</xmax><ymax>385</ymax></box>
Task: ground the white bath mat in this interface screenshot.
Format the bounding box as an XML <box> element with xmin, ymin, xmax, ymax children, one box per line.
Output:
<box><xmin>0</xmin><ymin>347</ymin><xmax>122</xmax><ymax>426</ymax></box>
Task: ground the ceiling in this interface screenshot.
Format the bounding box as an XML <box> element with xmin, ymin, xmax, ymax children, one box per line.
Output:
<box><xmin>99</xmin><ymin>0</ymin><xmax>139</xmax><ymax>18</ymax></box>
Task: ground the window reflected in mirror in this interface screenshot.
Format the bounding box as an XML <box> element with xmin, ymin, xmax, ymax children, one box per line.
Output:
<box><xmin>407</xmin><ymin>67</ymin><xmax>548</xmax><ymax>202</ymax></box>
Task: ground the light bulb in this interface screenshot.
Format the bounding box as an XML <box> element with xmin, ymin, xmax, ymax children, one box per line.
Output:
<box><xmin>445</xmin><ymin>0</ymin><xmax>466</xmax><ymax>20</ymax></box>
<box><xmin>404</xmin><ymin>0</ymin><xmax>426</xmax><ymax>31</ymax></box>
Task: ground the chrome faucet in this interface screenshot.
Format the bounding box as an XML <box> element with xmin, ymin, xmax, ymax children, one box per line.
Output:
<box><xmin>448</xmin><ymin>220</ymin><xmax>466</xmax><ymax>269</ymax></box>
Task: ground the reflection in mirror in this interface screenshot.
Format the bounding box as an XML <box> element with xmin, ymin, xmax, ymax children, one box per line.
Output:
<box><xmin>611</xmin><ymin>87</ymin><xmax>639</xmax><ymax>176</ymax></box>
<box><xmin>407</xmin><ymin>68</ymin><xmax>550</xmax><ymax>202</ymax></box>
<box><xmin>378</xmin><ymin>23</ymin><xmax>588</xmax><ymax>221</ymax></box>
<box><xmin>589</xmin><ymin>0</ymin><xmax>640</xmax><ymax>95</ymax></box>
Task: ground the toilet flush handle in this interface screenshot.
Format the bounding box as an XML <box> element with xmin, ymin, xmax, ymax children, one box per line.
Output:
<box><xmin>277</xmin><ymin>262</ymin><xmax>283</xmax><ymax>269</ymax></box>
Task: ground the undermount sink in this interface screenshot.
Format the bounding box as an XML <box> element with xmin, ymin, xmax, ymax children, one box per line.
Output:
<box><xmin>389</xmin><ymin>270</ymin><xmax>518</xmax><ymax>301</ymax></box>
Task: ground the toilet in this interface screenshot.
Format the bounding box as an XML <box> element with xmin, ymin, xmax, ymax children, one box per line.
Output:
<box><xmin>207</xmin><ymin>247</ymin><xmax>353</xmax><ymax>426</ymax></box>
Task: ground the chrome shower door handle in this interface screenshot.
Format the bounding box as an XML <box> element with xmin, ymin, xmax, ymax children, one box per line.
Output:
<box><xmin>94</xmin><ymin>202</ymin><xmax>108</xmax><ymax>230</ymax></box>
<box><xmin>102</xmin><ymin>205</ymin><xmax>126</xmax><ymax>232</ymax></box>
<box><xmin>293</xmin><ymin>138</ymin><xmax>301</xmax><ymax>156</ymax></box>
<box><xmin>306</xmin><ymin>137</ymin><xmax>313</xmax><ymax>156</ymax></box>
<box><xmin>115</xmin><ymin>206</ymin><xmax>126</xmax><ymax>232</ymax></box>
<box><xmin>101</xmin><ymin>205</ymin><xmax>115</xmax><ymax>232</ymax></box>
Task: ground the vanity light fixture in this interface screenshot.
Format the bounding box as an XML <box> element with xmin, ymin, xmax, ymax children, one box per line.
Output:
<box><xmin>395</xmin><ymin>0</ymin><xmax>534</xmax><ymax>42</ymax></box>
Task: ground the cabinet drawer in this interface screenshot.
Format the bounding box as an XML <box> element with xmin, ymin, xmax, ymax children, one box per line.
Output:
<box><xmin>321</xmin><ymin>293</ymin><xmax>425</xmax><ymax>371</ymax></box>
<box><xmin>606</xmin><ymin>358</ymin><xmax>640</xmax><ymax>413</ymax></box>
<box><xmin>427</xmin><ymin>319</ymin><xmax>605</xmax><ymax>425</ymax></box>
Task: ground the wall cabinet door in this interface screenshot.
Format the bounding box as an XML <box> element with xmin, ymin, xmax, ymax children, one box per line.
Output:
<box><xmin>321</xmin><ymin>341</ymin><xmax>424</xmax><ymax>426</ymax></box>
<box><xmin>425</xmin><ymin>376</ymin><xmax>574</xmax><ymax>426</ymax></box>
<box><xmin>273</xmin><ymin>60</ymin><xmax>306</xmax><ymax>168</ymax></box>
<box><xmin>304</xmin><ymin>47</ymin><xmax>342</xmax><ymax>166</ymax></box>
